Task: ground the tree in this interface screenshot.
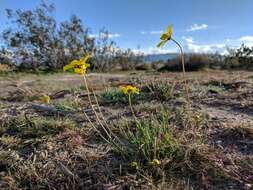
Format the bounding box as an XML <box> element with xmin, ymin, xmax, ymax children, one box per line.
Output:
<box><xmin>59</xmin><ymin>15</ymin><xmax>95</xmax><ymax>63</ymax></box>
<box><xmin>1</xmin><ymin>2</ymin><xmax>95</xmax><ymax>70</ymax></box>
<box><xmin>1</xmin><ymin>1</ymin><xmax>141</xmax><ymax>71</ymax></box>
<box><xmin>225</xmin><ymin>44</ymin><xmax>253</xmax><ymax>69</ymax></box>
<box><xmin>2</xmin><ymin>2</ymin><xmax>62</xmax><ymax>70</ymax></box>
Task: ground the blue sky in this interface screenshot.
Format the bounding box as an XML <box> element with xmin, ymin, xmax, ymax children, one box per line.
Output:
<box><xmin>0</xmin><ymin>0</ymin><xmax>253</xmax><ymax>54</ymax></box>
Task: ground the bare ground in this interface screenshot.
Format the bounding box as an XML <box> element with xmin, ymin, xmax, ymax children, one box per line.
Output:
<box><xmin>0</xmin><ymin>70</ymin><xmax>252</xmax><ymax>189</ymax></box>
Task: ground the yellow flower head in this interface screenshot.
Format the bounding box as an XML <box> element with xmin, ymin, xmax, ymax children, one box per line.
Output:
<box><xmin>63</xmin><ymin>53</ymin><xmax>91</xmax><ymax>75</ymax></box>
<box><xmin>119</xmin><ymin>85</ymin><xmax>140</xmax><ymax>95</ymax></box>
<box><xmin>150</xmin><ymin>159</ymin><xmax>161</xmax><ymax>167</ymax></box>
<box><xmin>41</xmin><ymin>95</ymin><xmax>50</xmax><ymax>104</ymax></box>
<box><xmin>157</xmin><ymin>24</ymin><xmax>172</xmax><ymax>48</ymax></box>
<box><xmin>129</xmin><ymin>161</ymin><xmax>139</xmax><ymax>170</ymax></box>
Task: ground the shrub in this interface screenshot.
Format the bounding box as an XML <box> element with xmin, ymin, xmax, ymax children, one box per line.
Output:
<box><xmin>208</xmin><ymin>52</ymin><xmax>225</xmax><ymax>69</ymax></box>
<box><xmin>1</xmin><ymin>2</ymin><xmax>94</xmax><ymax>71</ymax></box>
<box><xmin>1</xmin><ymin>2</ymin><xmax>141</xmax><ymax>72</ymax></box>
<box><xmin>0</xmin><ymin>63</ymin><xmax>13</xmax><ymax>73</ymax></box>
<box><xmin>224</xmin><ymin>45</ymin><xmax>253</xmax><ymax>70</ymax></box>
<box><xmin>135</xmin><ymin>63</ymin><xmax>152</xmax><ymax>70</ymax></box>
<box><xmin>158</xmin><ymin>53</ymin><xmax>209</xmax><ymax>72</ymax></box>
<box><xmin>186</xmin><ymin>53</ymin><xmax>209</xmax><ymax>70</ymax></box>
<box><xmin>147</xmin><ymin>81</ymin><xmax>176</xmax><ymax>101</ymax></box>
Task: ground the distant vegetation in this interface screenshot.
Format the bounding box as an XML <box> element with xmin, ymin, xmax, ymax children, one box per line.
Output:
<box><xmin>153</xmin><ymin>46</ymin><xmax>253</xmax><ymax>72</ymax></box>
<box><xmin>0</xmin><ymin>2</ymin><xmax>143</xmax><ymax>72</ymax></box>
<box><xmin>0</xmin><ymin>2</ymin><xmax>253</xmax><ymax>72</ymax></box>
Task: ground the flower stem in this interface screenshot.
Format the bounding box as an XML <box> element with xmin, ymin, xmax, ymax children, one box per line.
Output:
<box><xmin>82</xmin><ymin>76</ymin><xmax>111</xmax><ymax>139</ymax></box>
<box><xmin>128</xmin><ymin>94</ymin><xmax>135</xmax><ymax>117</ymax></box>
<box><xmin>171</xmin><ymin>38</ymin><xmax>190</xmax><ymax>105</ymax></box>
<box><xmin>82</xmin><ymin>75</ymin><xmax>123</xmax><ymax>151</ymax></box>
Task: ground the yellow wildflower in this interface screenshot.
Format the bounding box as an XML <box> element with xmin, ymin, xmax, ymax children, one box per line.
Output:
<box><xmin>157</xmin><ymin>24</ymin><xmax>172</xmax><ymax>48</ymax></box>
<box><xmin>119</xmin><ymin>85</ymin><xmax>140</xmax><ymax>95</ymax></box>
<box><xmin>41</xmin><ymin>95</ymin><xmax>50</xmax><ymax>104</ymax></box>
<box><xmin>129</xmin><ymin>161</ymin><xmax>139</xmax><ymax>170</ymax></box>
<box><xmin>63</xmin><ymin>53</ymin><xmax>91</xmax><ymax>75</ymax></box>
<box><xmin>150</xmin><ymin>159</ymin><xmax>161</xmax><ymax>167</ymax></box>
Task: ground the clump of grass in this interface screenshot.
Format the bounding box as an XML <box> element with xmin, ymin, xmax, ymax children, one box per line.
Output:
<box><xmin>117</xmin><ymin>109</ymin><xmax>179</xmax><ymax>164</ymax></box>
<box><xmin>1</xmin><ymin>88</ymin><xmax>38</xmax><ymax>102</ymax></box>
<box><xmin>174</xmin><ymin>106</ymin><xmax>209</xmax><ymax>129</ymax></box>
<box><xmin>108</xmin><ymin>105</ymin><xmax>234</xmax><ymax>189</ymax></box>
<box><xmin>0</xmin><ymin>135</ymin><xmax>21</xmax><ymax>149</ymax></box>
<box><xmin>207</xmin><ymin>85</ymin><xmax>224</xmax><ymax>94</ymax></box>
<box><xmin>99</xmin><ymin>88</ymin><xmax>128</xmax><ymax>105</ymax></box>
<box><xmin>0</xmin><ymin>150</ymin><xmax>20</xmax><ymax>167</ymax></box>
<box><xmin>114</xmin><ymin>106</ymin><xmax>209</xmax><ymax>166</ymax></box>
<box><xmin>99</xmin><ymin>87</ymin><xmax>142</xmax><ymax>106</ymax></box>
<box><xmin>55</xmin><ymin>100</ymin><xmax>80</xmax><ymax>112</ymax></box>
<box><xmin>1</xmin><ymin>116</ymin><xmax>77</xmax><ymax>140</ymax></box>
<box><xmin>147</xmin><ymin>81</ymin><xmax>176</xmax><ymax>101</ymax></box>
<box><xmin>69</xmin><ymin>85</ymin><xmax>86</xmax><ymax>94</ymax></box>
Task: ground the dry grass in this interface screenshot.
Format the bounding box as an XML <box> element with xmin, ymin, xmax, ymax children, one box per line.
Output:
<box><xmin>0</xmin><ymin>70</ymin><xmax>252</xmax><ymax>189</ymax></box>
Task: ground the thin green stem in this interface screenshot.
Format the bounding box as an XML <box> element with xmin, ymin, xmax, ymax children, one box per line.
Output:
<box><xmin>90</xmin><ymin>84</ymin><xmax>123</xmax><ymax>144</ymax></box>
<box><xmin>82</xmin><ymin>76</ymin><xmax>112</xmax><ymax>139</ymax></box>
<box><xmin>128</xmin><ymin>94</ymin><xmax>136</xmax><ymax>118</ymax></box>
<box><xmin>82</xmin><ymin>75</ymin><xmax>123</xmax><ymax>151</ymax></box>
<box><xmin>171</xmin><ymin>38</ymin><xmax>190</xmax><ymax>105</ymax></box>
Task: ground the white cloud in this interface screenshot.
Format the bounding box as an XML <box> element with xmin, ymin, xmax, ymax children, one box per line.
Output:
<box><xmin>89</xmin><ymin>34</ymin><xmax>98</xmax><ymax>38</ymax></box>
<box><xmin>239</xmin><ymin>36</ymin><xmax>253</xmax><ymax>41</ymax></box>
<box><xmin>238</xmin><ymin>36</ymin><xmax>253</xmax><ymax>46</ymax></box>
<box><xmin>140</xmin><ymin>31</ymin><xmax>147</xmax><ymax>35</ymax></box>
<box><xmin>140</xmin><ymin>30</ymin><xmax>163</xmax><ymax>35</ymax></box>
<box><xmin>184</xmin><ymin>35</ymin><xmax>253</xmax><ymax>54</ymax></box>
<box><xmin>182</xmin><ymin>36</ymin><xmax>194</xmax><ymax>43</ymax></box>
<box><xmin>150</xmin><ymin>30</ymin><xmax>163</xmax><ymax>35</ymax></box>
<box><xmin>133</xmin><ymin>46</ymin><xmax>177</xmax><ymax>55</ymax></box>
<box><xmin>187</xmin><ymin>24</ymin><xmax>208</xmax><ymax>32</ymax></box>
<box><xmin>89</xmin><ymin>33</ymin><xmax>121</xmax><ymax>39</ymax></box>
<box><xmin>108</xmin><ymin>33</ymin><xmax>121</xmax><ymax>38</ymax></box>
<box><xmin>186</xmin><ymin>43</ymin><xmax>227</xmax><ymax>54</ymax></box>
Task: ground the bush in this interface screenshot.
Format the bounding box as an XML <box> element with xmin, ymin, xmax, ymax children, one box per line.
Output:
<box><xmin>0</xmin><ymin>64</ymin><xmax>13</xmax><ymax>73</ymax></box>
<box><xmin>1</xmin><ymin>2</ymin><xmax>141</xmax><ymax>72</ymax></box>
<box><xmin>135</xmin><ymin>63</ymin><xmax>152</xmax><ymax>70</ymax></box>
<box><xmin>2</xmin><ymin>3</ymin><xmax>97</xmax><ymax>71</ymax></box>
<box><xmin>186</xmin><ymin>53</ymin><xmax>209</xmax><ymax>70</ymax></box>
<box><xmin>224</xmin><ymin>45</ymin><xmax>253</xmax><ymax>70</ymax></box>
<box><xmin>2</xmin><ymin>2</ymin><xmax>129</xmax><ymax>72</ymax></box>
<box><xmin>158</xmin><ymin>53</ymin><xmax>209</xmax><ymax>72</ymax></box>
<box><xmin>208</xmin><ymin>52</ymin><xmax>224</xmax><ymax>69</ymax></box>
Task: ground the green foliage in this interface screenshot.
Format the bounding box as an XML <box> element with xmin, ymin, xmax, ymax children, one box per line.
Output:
<box><xmin>207</xmin><ymin>85</ymin><xmax>224</xmax><ymax>94</ymax></box>
<box><xmin>147</xmin><ymin>81</ymin><xmax>176</xmax><ymax>101</ymax></box>
<box><xmin>1</xmin><ymin>116</ymin><xmax>76</xmax><ymax>139</ymax></box>
<box><xmin>1</xmin><ymin>2</ymin><xmax>142</xmax><ymax>72</ymax></box>
<box><xmin>99</xmin><ymin>88</ymin><xmax>129</xmax><ymax>105</ymax></box>
<box><xmin>116</xmin><ymin>109</ymin><xmax>179</xmax><ymax>163</ymax></box>
<box><xmin>55</xmin><ymin>100</ymin><xmax>80</xmax><ymax>112</ymax></box>
<box><xmin>4</xmin><ymin>2</ymin><xmax>95</xmax><ymax>70</ymax></box>
<box><xmin>224</xmin><ymin>44</ymin><xmax>253</xmax><ymax>70</ymax></box>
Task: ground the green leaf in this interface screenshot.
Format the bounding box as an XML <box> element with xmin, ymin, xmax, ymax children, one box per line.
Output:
<box><xmin>157</xmin><ymin>40</ymin><xmax>167</xmax><ymax>48</ymax></box>
<box><xmin>160</xmin><ymin>33</ymin><xmax>169</xmax><ymax>40</ymax></box>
